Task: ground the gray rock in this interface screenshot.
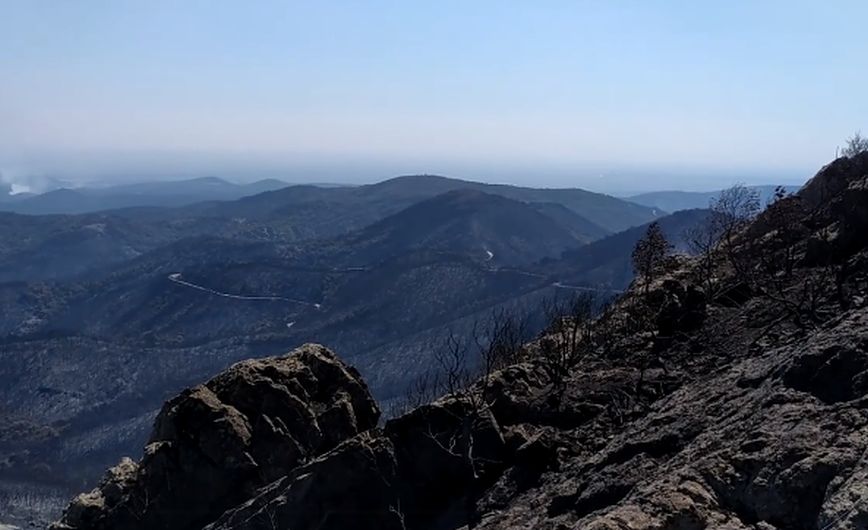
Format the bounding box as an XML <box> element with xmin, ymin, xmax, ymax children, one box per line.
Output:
<box><xmin>50</xmin><ymin>344</ymin><xmax>379</xmax><ymax>530</ymax></box>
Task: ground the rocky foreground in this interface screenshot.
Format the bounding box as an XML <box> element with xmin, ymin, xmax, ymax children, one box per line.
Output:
<box><xmin>52</xmin><ymin>154</ymin><xmax>868</xmax><ymax>530</ymax></box>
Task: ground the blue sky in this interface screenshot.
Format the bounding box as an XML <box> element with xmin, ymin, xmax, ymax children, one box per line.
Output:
<box><xmin>2</xmin><ymin>1</ymin><xmax>866</xmax><ymax>192</ymax></box>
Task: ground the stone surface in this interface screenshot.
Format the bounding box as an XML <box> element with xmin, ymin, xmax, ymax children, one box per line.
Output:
<box><xmin>50</xmin><ymin>344</ymin><xmax>379</xmax><ymax>530</ymax></box>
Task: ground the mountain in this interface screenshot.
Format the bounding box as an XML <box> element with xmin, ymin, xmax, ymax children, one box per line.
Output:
<box><xmin>528</xmin><ymin>201</ymin><xmax>611</xmax><ymax>242</ymax></box>
<box><xmin>0</xmin><ymin>177</ymin><xmax>291</xmax><ymax>215</ymax></box>
<box><xmin>1</xmin><ymin>175</ymin><xmax>658</xmax><ymax>237</ymax></box>
<box><xmin>365</xmin><ymin>175</ymin><xmax>662</xmax><ymax>233</ymax></box>
<box><xmin>96</xmin><ymin>176</ymin><xmax>287</xmax><ymax>198</ymax></box>
<box><xmin>0</xmin><ymin>210</ymin><xmax>266</xmax><ymax>282</ymax></box>
<box><xmin>330</xmin><ymin>189</ymin><xmax>602</xmax><ymax>266</ymax></box>
<box><xmin>173</xmin><ymin>174</ymin><xmax>660</xmax><ymax>235</ymax></box>
<box><xmin>626</xmin><ymin>184</ymin><xmax>801</xmax><ymax>213</ymax></box>
<box><xmin>1</xmin><ymin>188</ymin><xmax>93</xmax><ymax>215</ymax></box>
<box><xmin>544</xmin><ymin>208</ymin><xmax>711</xmax><ymax>289</ymax></box>
<box><xmin>0</xmin><ymin>175</ymin><xmax>658</xmax><ymax>283</ymax></box>
<box><xmin>44</xmin><ymin>153</ymin><xmax>868</xmax><ymax>530</ymax></box>
<box><xmin>0</xmin><ymin>211</ymin><xmax>172</xmax><ymax>282</ymax></box>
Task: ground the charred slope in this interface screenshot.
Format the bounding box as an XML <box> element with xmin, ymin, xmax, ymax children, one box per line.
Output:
<box><xmin>49</xmin><ymin>154</ymin><xmax>868</xmax><ymax>530</ymax></box>
<box><xmin>0</xmin><ymin>211</ymin><xmax>182</xmax><ymax>282</ymax></box>
<box><xmin>332</xmin><ymin>189</ymin><xmax>600</xmax><ymax>266</ymax></box>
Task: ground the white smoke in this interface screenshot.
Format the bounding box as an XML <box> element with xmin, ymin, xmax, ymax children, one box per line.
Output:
<box><xmin>0</xmin><ymin>170</ymin><xmax>71</xmax><ymax>195</ymax></box>
<box><xmin>9</xmin><ymin>183</ymin><xmax>31</xmax><ymax>195</ymax></box>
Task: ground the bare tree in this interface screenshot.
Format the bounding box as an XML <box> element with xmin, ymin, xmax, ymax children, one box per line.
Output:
<box><xmin>758</xmin><ymin>186</ymin><xmax>808</xmax><ymax>279</ymax></box>
<box><xmin>591</xmin><ymin>297</ymin><xmax>618</xmax><ymax>359</ymax></box>
<box><xmin>683</xmin><ymin>214</ymin><xmax>723</xmax><ymax>297</ymax></box>
<box><xmin>842</xmin><ymin>130</ymin><xmax>868</xmax><ymax>158</ymax></box>
<box><xmin>474</xmin><ymin>308</ymin><xmax>530</xmax><ymax>376</ymax></box>
<box><xmin>540</xmin><ymin>291</ymin><xmax>597</xmax><ymax>375</ymax></box>
<box><xmin>422</xmin><ymin>308</ymin><xmax>530</xmax><ymax>528</ymax></box>
<box><xmin>431</xmin><ymin>309</ymin><xmax>530</xmax><ymax>398</ymax></box>
<box><xmin>435</xmin><ymin>329</ymin><xmax>476</xmax><ymax>398</ymax></box>
<box><xmin>710</xmin><ymin>184</ymin><xmax>760</xmax><ymax>275</ymax></box>
<box><xmin>392</xmin><ymin>308</ymin><xmax>531</xmax><ymax>419</ymax></box>
<box><xmin>538</xmin><ymin>291</ymin><xmax>601</xmax><ymax>408</ymax></box>
<box><xmin>388</xmin><ymin>369</ymin><xmax>442</xmax><ymax>417</ymax></box>
<box><xmin>736</xmin><ymin>187</ymin><xmax>841</xmax><ymax>329</ymax></box>
<box><xmin>632</xmin><ymin>222</ymin><xmax>674</xmax><ymax>295</ymax></box>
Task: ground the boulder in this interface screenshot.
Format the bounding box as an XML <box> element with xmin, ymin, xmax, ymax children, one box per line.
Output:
<box><xmin>50</xmin><ymin>344</ymin><xmax>379</xmax><ymax>530</ymax></box>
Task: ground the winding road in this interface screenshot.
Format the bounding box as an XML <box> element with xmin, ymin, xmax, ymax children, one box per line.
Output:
<box><xmin>168</xmin><ymin>273</ymin><xmax>321</xmax><ymax>308</ymax></box>
<box><xmin>167</xmin><ymin>246</ymin><xmax>619</xmax><ymax>316</ymax></box>
<box><xmin>553</xmin><ymin>281</ymin><xmax>623</xmax><ymax>294</ymax></box>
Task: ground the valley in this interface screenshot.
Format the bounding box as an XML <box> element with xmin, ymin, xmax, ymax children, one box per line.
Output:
<box><xmin>0</xmin><ymin>175</ymin><xmax>676</xmax><ymax>525</ymax></box>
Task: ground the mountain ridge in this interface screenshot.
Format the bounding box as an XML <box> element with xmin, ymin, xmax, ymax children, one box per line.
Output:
<box><xmin>0</xmin><ymin>178</ymin><xmax>292</xmax><ymax>215</ymax></box>
<box><xmin>0</xmin><ymin>175</ymin><xmax>658</xmax><ymax>283</ymax></box>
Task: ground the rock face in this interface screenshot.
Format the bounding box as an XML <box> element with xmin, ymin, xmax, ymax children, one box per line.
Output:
<box><xmin>203</xmin><ymin>432</ymin><xmax>402</xmax><ymax>530</ymax></box>
<box><xmin>50</xmin><ymin>344</ymin><xmax>379</xmax><ymax>530</ymax></box>
<box><xmin>53</xmin><ymin>155</ymin><xmax>868</xmax><ymax>530</ymax></box>
<box><xmin>206</xmin><ymin>396</ymin><xmax>513</xmax><ymax>530</ymax></box>
<box><xmin>800</xmin><ymin>151</ymin><xmax>868</xmax><ymax>262</ymax></box>
<box><xmin>494</xmin><ymin>311</ymin><xmax>868</xmax><ymax>530</ymax></box>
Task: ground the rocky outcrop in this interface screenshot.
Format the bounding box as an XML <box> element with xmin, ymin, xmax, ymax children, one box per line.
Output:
<box><xmin>800</xmin><ymin>152</ymin><xmax>868</xmax><ymax>211</ymax></box>
<box><xmin>801</xmin><ymin>151</ymin><xmax>868</xmax><ymax>262</ymax></box>
<box><xmin>50</xmin><ymin>344</ymin><xmax>379</xmax><ymax>530</ymax></box>
<box><xmin>480</xmin><ymin>308</ymin><xmax>868</xmax><ymax>530</ymax></box>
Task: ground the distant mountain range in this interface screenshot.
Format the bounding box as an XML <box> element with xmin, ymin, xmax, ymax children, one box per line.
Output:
<box><xmin>0</xmin><ymin>175</ymin><xmax>663</xmax><ymax>283</ymax></box>
<box><xmin>0</xmin><ymin>174</ymin><xmax>661</xmax><ymax>232</ymax></box>
<box><xmin>626</xmin><ymin>184</ymin><xmax>801</xmax><ymax>213</ymax></box>
<box><xmin>0</xmin><ymin>177</ymin><xmax>292</xmax><ymax>214</ymax></box>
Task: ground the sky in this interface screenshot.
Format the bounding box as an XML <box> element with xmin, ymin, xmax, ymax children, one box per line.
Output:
<box><xmin>2</xmin><ymin>1</ymin><xmax>867</xmax><ymax>193</ymax></box>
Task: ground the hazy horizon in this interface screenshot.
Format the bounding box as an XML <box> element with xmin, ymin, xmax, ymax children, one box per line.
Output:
<box><xmin>0</xmin><ymin>160</ymin><xmax>811</xmax><ymax>197</ymax></box>
<box><xmin>3</xmin><ymin>1</ymin><xmax>865</xmax><ymax>193</ymax></box>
